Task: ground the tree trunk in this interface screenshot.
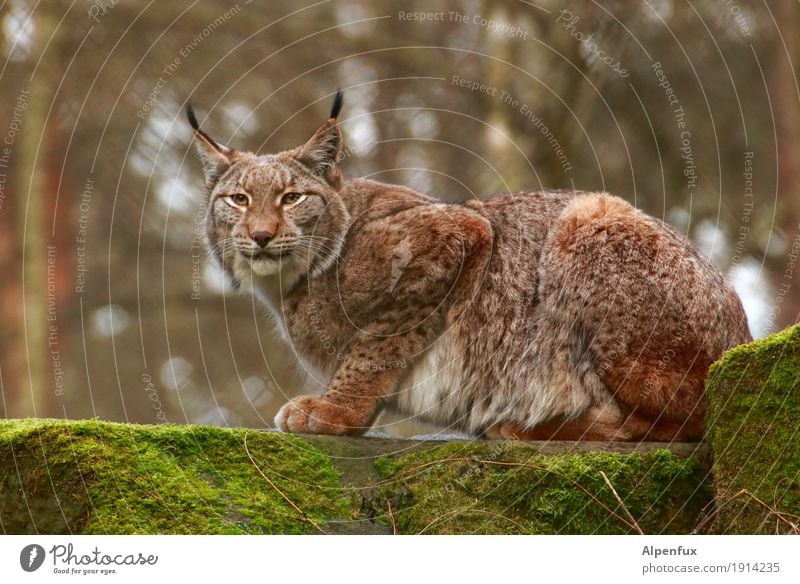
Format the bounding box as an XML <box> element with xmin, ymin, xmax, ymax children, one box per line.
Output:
<box><xmin>12</xmin><ymin>5</ymin><xmax>59</xmax><ymax>417</ymax></box>
<box><xmin>771</xmin><ymin>1</ymin><xmax>800</xmax><ymax>330</ymax></box>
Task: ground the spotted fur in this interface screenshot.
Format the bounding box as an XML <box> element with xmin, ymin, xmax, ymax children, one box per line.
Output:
<box><xmin>188</xmin><ymin>96</ymin><xmax>751</xmax><ymax>441</ymax></box>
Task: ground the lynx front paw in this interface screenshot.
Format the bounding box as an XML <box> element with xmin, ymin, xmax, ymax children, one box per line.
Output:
<box><xmin>274</xmin><ymin>396</ymin><xmax>364</xmax><ymax>436</ymax></box>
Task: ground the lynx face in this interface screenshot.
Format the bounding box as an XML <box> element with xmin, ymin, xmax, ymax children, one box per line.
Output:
<box><xmin>207</xmin><ymin>155</ymin><xmax>348</xmax><ymax>282</ymax></box>
<box><xmin>188</xmin><ymin>93</ymin><xmax>349</xmax><ymax>286</ymax></box>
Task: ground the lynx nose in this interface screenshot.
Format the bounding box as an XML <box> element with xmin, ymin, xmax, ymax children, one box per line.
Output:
<box><xmin>251</xmin><ymin>231</ymin><xmax>274</xmax><ymax>248</ymax></box>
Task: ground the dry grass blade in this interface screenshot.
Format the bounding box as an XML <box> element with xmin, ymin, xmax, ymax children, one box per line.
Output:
<box><xmin>243</xmin><ymin>431</ymin><xmax>323</xmax><ymax>532</ymax></box>
<box><xmin>417</xmin><ymin>507</ymin><xmax>529</xmax><ymax>535</ymax></box>
<box><xmin>599</xmin><ymin>470</ymin><xmax>644</xmax><ymax>535</ymax></box>
<box><xmin>732</xmin><ymin>489</ymin><xmax>799</xmax><ymax>533</ymax></box>
<box><xmin>690</xmin><ymin>506</ymin><xmax>718</xmax><ymax>534</ymax></box>
<box><xmin>387</xmin><ymin>499</ymin><xmax>398</xmax><ymax>535</ymax></box>
<box><xmin>697</xmin><ymin>488</ymin><xmax>800</xmax><ymax>534</ymax></box>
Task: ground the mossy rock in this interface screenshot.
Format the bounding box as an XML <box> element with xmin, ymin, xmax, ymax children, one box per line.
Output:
<box><xmin>1</xmin><ymin>419</ymin><xmax>712</xmax><ymax>534</ymax></box>
<box><xmin>370</xmin><ymin>441</ymin><xmax>711</xmax><ymax>534</ymax></box>
<box><xmin>0</xmin><ymin>419</ymin><xmax>355</xmax><ymax>534</ymax></box>
<box><xmin>706</xmin><ymin>323</ymin><xmax>800</xmax><ymax>534</ymax></box>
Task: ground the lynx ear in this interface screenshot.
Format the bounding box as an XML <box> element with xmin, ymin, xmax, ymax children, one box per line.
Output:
<box><xmin>296</xmin><ymin>90</ymin><xmax>344</xmax><ymax>187</ymax></box>
<box><xmin>186</xmin><ymin>102</ymin><xmax>232</xmax><ymax>187</ymax></box>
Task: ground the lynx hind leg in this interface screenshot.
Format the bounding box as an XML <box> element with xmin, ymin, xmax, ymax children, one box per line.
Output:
<box><xmin>485</xmin><ymin>403</ymin><xmax>649</xmax><ymax>442</ymax></box>
<box><xmin>485</xmin><ymin>403</ymin><xmax>698</xmax><ymax>442</ymax></box>
<box><xmin>539</xmin><ymin>193</ymin><xmax>707</xmax><ymax>440</ymax></box>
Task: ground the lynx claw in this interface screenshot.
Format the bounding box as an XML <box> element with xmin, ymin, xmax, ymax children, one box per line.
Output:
<box><xmin>274</xmin><ymin>396</ymin><xmax>358</xmax><ymax>436</ymax></box>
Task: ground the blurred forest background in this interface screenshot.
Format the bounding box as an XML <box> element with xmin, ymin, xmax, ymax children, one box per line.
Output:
<box><xmin>0</xmin><ymin>0</ymin><xmax>798</xmax><ymax>434</ymax></box>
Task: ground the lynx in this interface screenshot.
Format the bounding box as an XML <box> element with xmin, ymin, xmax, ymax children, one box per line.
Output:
<box><xmin>187</xmin><ymin>91</ymin><xmax>751</xmax><ymax>441</ymax></box>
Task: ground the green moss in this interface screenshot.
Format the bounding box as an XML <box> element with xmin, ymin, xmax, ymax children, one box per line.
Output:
<box><xmin>372</xmin><ymin>442</ymin><xmax>711</xmax><ymax>534</ymax></box>
<box><xmin>1</xmin><ymin>419</ymin><xmax>716</xmax><ymax>534</ymax></box>
<box><xmin>705</xmin><ymin>323</ymin><xmax>800</xmax><ymax>534</ymax></box>
<box><xmin>0</xmin><ymin>419</ymin><xmax>354</xmax><ymax>534</ymax></box>
<box><xmin>373</xmin><ymin>455</ymin><xmax>398</xmax><ymax>478</ymax></box>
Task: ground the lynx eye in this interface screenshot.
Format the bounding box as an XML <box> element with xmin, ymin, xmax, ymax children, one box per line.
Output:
<box><xmin>280</xmin><ymin>192</ymin><xmax>307</xmax><ymax>206</ymax></box>
<box><xmin>226</xmin><ymin>193</ymin><xmax>250</xmax><ymax>208</ymax></box>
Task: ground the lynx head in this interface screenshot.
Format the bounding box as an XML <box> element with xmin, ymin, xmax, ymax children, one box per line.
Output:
<box><xmin>187</xmin><ymin>91</ymin><xmax>349</xmax><ymax>287</ymax></box>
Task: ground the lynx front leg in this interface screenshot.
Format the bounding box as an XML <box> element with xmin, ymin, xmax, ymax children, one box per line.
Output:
<box><xmin>275</xmin><ymin>336</ymin><xmax>416</xmax><ymax>436</ymax></box>
<box><xmin>276</xmin><ymin>202</ymin><xmax>488</xmax><ymax>435</ymax></box>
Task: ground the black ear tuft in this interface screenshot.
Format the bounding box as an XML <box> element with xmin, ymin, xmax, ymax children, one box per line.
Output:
<box><xmin>329</xmin><ymin>89</ymin><xmax>344</xmax><ymax>120</ymax></box>
<box><xmin>186</xmin><ymin>101</ymin><xmax>201</xmax><ymax>132</ymax></box>
<box><xmin>186</xmin><ymin>101</ymin><xmax>232</xmax><ymax>185</ymax></box>
<box><xmin>186</xmin><ymin>102</ymin><xmax>224</xmax><ymax>151</ymax></box>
